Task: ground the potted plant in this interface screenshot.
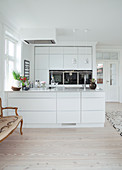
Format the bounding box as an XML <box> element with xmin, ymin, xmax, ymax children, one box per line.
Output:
<box><xmin>89</xmin><ymin>78</ymin><xmax>97</xmax><ymax>90</ymax></box>
<box><xmin>12</xmin><ymin>71</ymin><xmax>29</xmax><ymax>90</ymax></box>
<box><xmin>12</xmin><ymin>71</ymin><xmax>21</xmax><ymax>88</ymax></box>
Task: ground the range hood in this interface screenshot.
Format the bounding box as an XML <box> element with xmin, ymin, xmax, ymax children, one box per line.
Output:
<box><xmin>20</xmin><ymin>28</ymin><xmax>56</xmax><ymax>44</ymax></box>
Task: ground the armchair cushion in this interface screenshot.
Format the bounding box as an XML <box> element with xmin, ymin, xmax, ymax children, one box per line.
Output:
<box><xmin>0</xmin><ymin>116</ymin><xmax>23</xmax><ymax>141</ymax></box>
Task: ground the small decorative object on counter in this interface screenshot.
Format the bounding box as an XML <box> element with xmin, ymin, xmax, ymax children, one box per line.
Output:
<box><xmin>41</xmin><ymin>81</ymin><xmax>46</xmax><ymax>88</ymax></box>
<box><xmin>89</xmin><ymin>78</ymin><xmax>97</xmax><ymax>90</ymax></box>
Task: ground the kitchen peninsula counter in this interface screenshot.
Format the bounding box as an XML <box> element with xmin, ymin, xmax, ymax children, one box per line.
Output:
<box><xmin>6</xmin><ymin>88</ymin><xmax>105</xmax><ymax>128</ymax></box>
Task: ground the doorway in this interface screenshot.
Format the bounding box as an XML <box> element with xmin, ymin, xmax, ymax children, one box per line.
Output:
<box><xmin>97</xmin><ymin>61</ymin><xmax>119</xmax><ymax>102</ymax></box>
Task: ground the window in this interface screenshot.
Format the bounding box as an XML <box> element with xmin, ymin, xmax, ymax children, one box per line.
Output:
<box><xmin>4</xmin><ymin>36</ymin><xmax>17</xmax><ymax>90</ymax></box>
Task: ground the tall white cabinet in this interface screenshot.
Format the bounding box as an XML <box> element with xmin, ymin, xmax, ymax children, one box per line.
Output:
<box><xmin>35</xmin><ymin>47</ymin><xmax>49</xmax><ymax>83</ymax></box>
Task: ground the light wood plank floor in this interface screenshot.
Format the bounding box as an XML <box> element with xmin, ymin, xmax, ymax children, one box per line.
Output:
<box><xmin>0</xmin><ymin>103</ymin><xmax>122</xmax><ymax>170</ymax></box>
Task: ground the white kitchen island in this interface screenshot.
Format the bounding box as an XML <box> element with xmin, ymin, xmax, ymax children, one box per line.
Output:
<box><xmin>6</xmin><ymin>88</ymin><xmax>105</xmax><ymax>128</ymax></box>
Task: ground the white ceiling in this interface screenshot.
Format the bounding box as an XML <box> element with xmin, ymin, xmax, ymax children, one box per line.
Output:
<box><xmin>0</xmin><ymin>0</ymin><xmax>122</xmax><ymax>45</ymax></box>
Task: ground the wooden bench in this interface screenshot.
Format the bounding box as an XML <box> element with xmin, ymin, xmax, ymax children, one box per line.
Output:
<box><xmin>0</xmin><ymin>98</ymin><xmax>23</xmax><ymax>142</ymax></box>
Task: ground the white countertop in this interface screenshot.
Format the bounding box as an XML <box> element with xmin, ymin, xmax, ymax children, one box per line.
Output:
<box><xmin>5</xmin><ymin>87</ymin><xmax>104</xmax><ymax>93</ymax></box>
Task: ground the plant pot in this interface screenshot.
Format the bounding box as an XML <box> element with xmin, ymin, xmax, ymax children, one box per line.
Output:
<box><xmin>89</xmin><ymin>82</ymin><xmax>97</xmax><ymax>90</ymax></box>
<box><xmin>13</xmin><ymin>80</ymin><xmax>21</xmax><ymax>87</ymax></box>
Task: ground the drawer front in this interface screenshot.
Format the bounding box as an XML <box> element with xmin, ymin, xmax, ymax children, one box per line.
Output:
<box><xmin>57</xmin><ymin>98</ymin><xmax>80</xmax><ymax>111</ymax></box>
<box><xmin>20</xmin><ymin>111</ymin><xmax>56</xmax><ymax>124</ymax></box>
<box><xmin>8</xmin><ymin>98</ymin><xmax>56</xmax><ymax>111</ymax></box>
<box><xmin>57</xmin><ymin>92</ymin><xmax>80</xmax><ymax>98</ymax></box>
<box><xmin>8</xmin><ymin>92</ymin><xmax>56</xmax><ymax>98</ymax></box>
<box><xmin>82</xmin><ymin>92</ymin><xmax>105</xmax><ymax>98</ymax></box>
<box><xmin>82</xmin><ymin>98</ymin><xmax>105</xmax><ymax>111</ymax></box>
<box><xmin>82</xmin><ymin>111</ymin><xmax>105</xmax><ymax>123</ymax></box>
<box><xmin>57</xmin><ymin>111</ymin><xmax>80</xmax><ymax>123</ymax></box>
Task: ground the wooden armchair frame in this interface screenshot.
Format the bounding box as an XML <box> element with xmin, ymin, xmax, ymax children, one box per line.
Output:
<box><xmin>0</xmin><ymin>98</ymin><xmax>23</xmax><ymax>142</ymax></box>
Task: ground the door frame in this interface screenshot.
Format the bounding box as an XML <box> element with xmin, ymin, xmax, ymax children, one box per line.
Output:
<box><xmin>96</xmin><ymin>60</ymin><xmax>119</xmax><ymax>102</ymax></box>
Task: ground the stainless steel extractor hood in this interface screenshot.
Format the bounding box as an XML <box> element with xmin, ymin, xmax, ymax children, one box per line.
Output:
<box><xmin>24</xmin><ymin>39</ymin><xmax>56</xmax><ymax>44</ymax></box>
<box><xmin>20</xmin><ymin>28</ymin><xmax>56</xmax><ymax>45</ymax></box>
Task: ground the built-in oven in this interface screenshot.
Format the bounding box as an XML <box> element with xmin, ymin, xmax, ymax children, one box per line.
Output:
<box><xmin>49</xmin><ymin>70</ymin><xmax>63</xmax><ymax>84</ymax></box>
<box><xmin>64</xmin><ymin>71</ymin><xmax>77</xmax><ymax>84</ymax></box>
<box><xmin>79</xmin><ymin>70</ymin><xmax>92</xmax><ymax>84</ymax></box>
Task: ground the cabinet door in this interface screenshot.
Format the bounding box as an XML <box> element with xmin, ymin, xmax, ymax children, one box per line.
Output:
<box><xmin>35</xmin><ymin>47</ymin><xmax>49</xmax><ymax>54</ymax></box>
<box><xmin>50</xmin><ymin>47</ymin><xmax>63</xmax><ymax>54</ymax></box>
<box><xmin>78</xmin><ymin>47</ymin><xmax>92</xmax><ymax>55</ymax></box>
<box><xmin>35</xmin><ymin>70</ymin><xmax>49</xmax><ymax>83</ymax></box>
<box><xmin>64</xmin><ymin>55</ymin><xmax>77</xmax><ymax>69</ymax></box>
<box><xmin>63</xmin><ymin>47</ymin><xmax>77</xmax><ymax>54</ymax></box>
<box><xmin>50</xmin><ymin>55</ymin><xmax>63</xmax><ymax>70</ymax></box>
<box><xmin>35</xmin><ymin>55</ymin><xmax>49</xmax><ymax>69</ymax></box>
<box><xmin>78</xmin><ymin>55</ymin><xmax>92</xmax><ymax>70</ymax></box>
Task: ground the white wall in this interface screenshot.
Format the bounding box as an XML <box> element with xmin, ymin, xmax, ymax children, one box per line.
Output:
<box><xmin>21</xmin><ymin>42</ymin><xmax>34</xmax><ymax>81</ymax></box>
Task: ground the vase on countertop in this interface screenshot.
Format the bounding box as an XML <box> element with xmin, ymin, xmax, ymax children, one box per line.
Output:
<box><xmin>89</xmin><ymin>82</ymin><xmax>97</xmax><ymax>90</ymax></box>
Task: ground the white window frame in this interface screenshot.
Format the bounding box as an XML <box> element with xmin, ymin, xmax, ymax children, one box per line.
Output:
<box><xmin>4</xmin><ymin>35</ymin><xmax>18</xmax><ymax>90</ymax></box>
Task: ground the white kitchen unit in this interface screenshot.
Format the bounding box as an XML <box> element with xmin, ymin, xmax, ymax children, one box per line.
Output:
<box><xmin>78</xmin><ymin>55</ymin><xmax>92</xmax><ymax>70</ymax></box>
<box><xmin>35</xmin><ymin>47</ymin><xmax>50</xmax><ymax>54</ymax></box>
<box><xmin>34</xmin><ymin>46</ymin><xmax>94</xmax><ymax>83</ymax></box>
<box><xmin>6</xmin><ymin>89</ymin><xmax>105</xmax><ymax>128</ymax></box>
<box><xmin>50</xmin><ymin>55</ymin><xmax>63</xmax><ymax>70</ymax></box>
<box><xmin>35</xmin><ymin>47</ymin><xmax>50</xmax><ymax>83</ymax></box>
<box><xmin>78</xmin><ymin>47</ymin><xmax>92</xmax><ymax>55</ymax></box>
<box><xmin>57</xmin><ymin>92</ymin><xmax>80</xmax><ymax>123</ymax></box>
<box><xmin>35</xmin><ymin>70</ymin><xmax>49</xmax><ymax>83</ymax></box>
<box><xmin>50</xmin><ymin>47</ymin><xmax>64</xmax><ymax>70</ymax></box>
<box><xmin>63</xmin><ymin>55</ymin><xmax>77</xmax><ymax>69</ymax></box>
<box><xmin>63</xmin><ymin>47</ymin><xmax>77</xmax><ymax>54</ymax></box>
<box><xmin>35</xmin><ymin>54</ymin><xmax>49</xmax><ymax>69</ymax></box>
<box><xmin>81</xmin><ymin>91</ymin><xmax>105</xmax><ymax>124</ymax></box>
<box><xmin>7</xmin><ymin>92</ymin><xmax>56</xmax><ymax>127</ymax></box>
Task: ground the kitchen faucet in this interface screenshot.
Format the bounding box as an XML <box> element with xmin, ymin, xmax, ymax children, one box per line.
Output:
<box><xmin>84</xmin><ymin>74</ymin><xmax>86</xmax><ymax>91</ymax></box>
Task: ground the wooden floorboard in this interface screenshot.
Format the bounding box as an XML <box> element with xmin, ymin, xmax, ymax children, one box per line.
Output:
<box><xmin>0</xmin><ymin>103</ymin><xmax>122</xmax><ymax>169</ymax></box>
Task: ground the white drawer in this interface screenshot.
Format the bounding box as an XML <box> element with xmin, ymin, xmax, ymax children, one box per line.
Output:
<box><xmin>82</xmin><ymin>92</ymin><xmax>105</xmax><ymax>98</ymax></box>
<box><xmin>82</xmin><ymin>111</ymin><xmax>105</xmax><ymax>123</ymax></box>
<box><xmin>8</xmin><ymin>98</ymin><xmax>56</xmax><ymax>111</ymax></box>
<box><xmin>57</xmin><ymin>92</ymin><xmax>80</xmax><ymax>98</ymax></box>
<box><xmin>19</xmin><ymin>111</ymin><xmax>56</xmax><ymax>124</ymax></box>
<box><xmin>82</xmin><ymin>98</ymin><xmax>105</xmax><ymax>111</ymax></box>
<box><xmin>57</xmin><ymin>98</ymin><xmax>80</xmax><ymax>111</ymax></box>
<box><xmin>57</xmin><ymin>111</ymin><xmax>80</xmax><ymax>123</ymax></box>
<box><xmin>8</xmin><ymin>92</ymin><xmax>56</xmax><ymax>98</ymax></box>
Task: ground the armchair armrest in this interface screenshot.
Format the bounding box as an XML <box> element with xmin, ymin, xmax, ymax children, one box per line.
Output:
<box><xmin>2</xmin><ymin>107</ymin><xmax>19</xmax><ymax>116</ymax></box>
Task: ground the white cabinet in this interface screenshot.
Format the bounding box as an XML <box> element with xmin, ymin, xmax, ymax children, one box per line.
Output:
<box><xmin>63</xmin><ymin>47</ymin><xmax>77</xmax><ymax>54</ymax></box>
<box><xmin>35</xmin><ymin>55</ymin><xmax>49</xmax><ymax>69</ymax></box>
<box><xmin>35</xmin><ymin>47</ymin><xmax>50</xmax><ymax>54</ymax></box>
<box><xmin>57</xmin><ymin>92</ymin><xmax>80</xmax><ymax>123</ymax></box>
<box><xmin>78</xmin><ymin>47</ymin><xmax>92</xmax><ymax>55</ymax></box>
<box><xmin>81</xmin><ymin>92</ymin><xmax>105</xmax><ymax>124</ymax></box>
<box><xmin>50</xmin><ymin>55</ymin><xmax>63</xmax><ymax>70</ymax></box>
<box><xmin>78</xmin><ymin>55</ymin><xmax>92</xmax><ymax>70</ymax></box>
<box><xmin>8</xmin><ymin>92</ymin><xmax>56</xmax><ymax>125</ymax></box>
<box><xmin>35</xmin><ymin>70</ymin><xmax>49</xmax><ymax>83</ymax></box>
<box><xmin>64</xmin><ymin>55</ymin><xmax>77</xmax><ymax>69</ymax></box>
<box><xmin>50</xmin><ymin>47</ymin><xmax>63</xmax><ymax>54</ymax></box>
